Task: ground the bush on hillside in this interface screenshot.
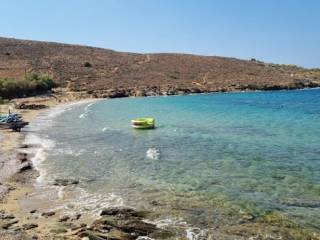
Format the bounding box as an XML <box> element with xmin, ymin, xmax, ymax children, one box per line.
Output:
<box><xmin>84</xmin><ymin>62</ymin><xmax>92</xmax><ymax>67</ymax></box>
<box><xmin>0</xmin><ymin>74</ymin><xmax>56</xmax><ymax>99</ymax></box>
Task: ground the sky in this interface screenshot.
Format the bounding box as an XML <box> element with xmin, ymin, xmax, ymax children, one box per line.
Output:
<box><xmin>1</xmin><ymin>0</ymin><xmax>319</xmax><ymax>68</ymax></box>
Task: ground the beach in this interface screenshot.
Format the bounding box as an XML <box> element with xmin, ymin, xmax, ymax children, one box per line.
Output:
<box><xmin>0</xmin><ymin>94</ymin><xmax>102</xmax><ymax>239</ymax></box>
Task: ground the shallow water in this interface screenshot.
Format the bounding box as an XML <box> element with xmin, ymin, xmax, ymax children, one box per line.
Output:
<box><xmin>27</xmin><ymin>89</ymin><xmax>320</xmax><ymax>231</ymax></box>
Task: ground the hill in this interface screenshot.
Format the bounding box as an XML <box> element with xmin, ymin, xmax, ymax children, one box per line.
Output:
<box><xmin>0</xmin><ymin>37</ymin><xmax>319</xmax><ymax>98</ymax></box>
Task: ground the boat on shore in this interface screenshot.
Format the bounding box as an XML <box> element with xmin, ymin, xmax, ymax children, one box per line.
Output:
<box><xmin>131</xmin><ymin>118</ymin><xmax>155</xmax><ymax>129</ymax></box>
<box><xmin>0</xmin><ymin>113</ymin><xmax>29</xmax><ymax>132</ymax></box>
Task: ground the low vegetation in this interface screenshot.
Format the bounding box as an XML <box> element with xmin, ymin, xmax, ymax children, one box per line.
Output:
<box><xmin>84</xmin><ymin>61</ymin><xmax>92</xmax><ymax>67</ymax></box>
<box><xmin>0</xmin><ymin>74</ymin><xmax>56</xmax><ymax>99</ymax></box>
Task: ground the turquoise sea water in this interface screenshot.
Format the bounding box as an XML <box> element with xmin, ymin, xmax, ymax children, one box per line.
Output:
<box><xmin>29</xmin><ymin>89</ymin><xmax>320</xmax><ymax>231</ymax></box>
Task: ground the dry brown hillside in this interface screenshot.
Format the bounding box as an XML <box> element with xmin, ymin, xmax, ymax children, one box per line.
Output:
<box><xmin>1</xmin><ymin>37</ymin><xmax>319</xmax><ymax>98</ymax></box>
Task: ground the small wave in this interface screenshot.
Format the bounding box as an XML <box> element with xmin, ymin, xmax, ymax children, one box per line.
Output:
<box><xmin>79</xmin><ymin>113</ymin><xmax>87</xmax><ymax>119</ymax></box>
<box><xmin>54</xmin><ymin>148</ymin><xmax>86</xmax><ymax>157</ymax></box>
<box><xmin>59</xmin><ymin>188</ymin><xmax>124</xmax><ymax>216</ymax></box>
<box><xmin>80</xmin><ymin>101</ymin><xmax>98</xmax><ymax>119</ymax></box>
<box><xmin>84</xmin><ymin>102</ymin><xmax>95</xmax><ymax>111</ymax></box>
<box><xmin>102</xmin><ymin>126</ymin><xmax>113</xmax><ymax>132</ymax></box>
<box><xmin>186</xmin><ymin>228</ymin><xmax>208</xmax><ymax>240</ymax></box>
<box><xmin>146</xmin><ymin>148</ymin><xmax>160</xmax><ymax>160</ymax></box>
<box><xmin>24</xmin><ymin>133</ymin><xmax>55</xmax><ymax>184</ymax></box>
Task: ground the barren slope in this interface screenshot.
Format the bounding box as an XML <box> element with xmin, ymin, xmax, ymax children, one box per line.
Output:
<box><xmin>1</xmin><ymin>37</ymin><xmax>319</xmax><ymax>97</ymax></box>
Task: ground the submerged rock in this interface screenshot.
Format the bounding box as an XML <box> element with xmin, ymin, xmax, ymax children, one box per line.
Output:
<box><xmin>92</xmin><ymin>207</ymin><xmax>174</xmax><ymax>239</ymax></box>
<box><xmin>100</xmin><ymin>207</ymin><xmax>146</xmax><ymax>218</ymax></box>
<box><xmin>53</xmin><ymin>178</ymin><xmax>79</xmax><ymax>186</ymax></box>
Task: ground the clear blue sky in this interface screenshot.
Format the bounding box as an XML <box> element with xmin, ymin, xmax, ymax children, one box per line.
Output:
<box><xmin>1</xmin><ymin>0</ymin><xmax>319</xmax><ymax>68</ymax></box>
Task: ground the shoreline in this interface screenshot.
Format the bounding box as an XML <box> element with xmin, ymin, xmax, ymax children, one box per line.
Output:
<box><xmin>0</xmin><ymin>95</ymin><xmax>102</xmax><ymax>239</ymax></box>
<box><xmin>1</xmin><ymin>91</ymin><xmax>320</xmax><ymax>239</ymax></box>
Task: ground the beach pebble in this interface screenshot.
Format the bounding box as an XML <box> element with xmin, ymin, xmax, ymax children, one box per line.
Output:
<box><xmin>241</xmin><ymin>213</ymin><xmax>254</xmax><ymax>221</ymax></box>
<box><xmin>0</xmin><ymin>219</ymin><xmax>19</xmax><ymax>229</ymax></box>
<box><xmin>66</xmin><ymin>203</ymin><xmax>75</xmax><ymax>209</ymax></box>
<box><xmin>50</xmin><ymin>226</ymin><xmax>68</xmax><ymax>234</ymax></box>
<box><xmin>58</xmin><ymin>215</ymin><xmax>70</xmax><ymax>222</ymax></box>
<box><xmin>42</xmin><ymin>211</ymin><xmax>56</xmax><ymax>217</ymax></box>
<box><xmin>70</xmin><ymin>213</ymin><xmax>81</xmax><ymax>221</ymax></box>
<box><xmin>19</xmin><ymin>162</ymin><xmax>32</xmax><ymax>172</ymax></box>
<box><xmin>22</xmin><ymin>223</ymin><xmax>38</xmax><ymax>230</ymax></box>
<box><xmin>0</xmin><ymin>211</ymin><xmax>15</xmax><ymax>220</ymax></box>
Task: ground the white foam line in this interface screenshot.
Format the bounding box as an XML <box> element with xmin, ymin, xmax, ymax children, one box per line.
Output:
<box><xmin>25</xmin><ymin>99</ymin><xmax>101</xmax><ymax>184</ymax></box>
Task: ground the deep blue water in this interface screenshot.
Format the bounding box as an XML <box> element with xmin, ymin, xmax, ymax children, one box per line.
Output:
<box><xmin>29</xmin><ymin>89</ymin><xmax>320</xmax><ymax>229</ymax></box>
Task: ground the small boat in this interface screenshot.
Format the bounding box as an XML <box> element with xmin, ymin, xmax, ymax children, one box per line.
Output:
<box><xmin>0</xmin><ymin>113</ymin><xmax>28</xmax><ymax>132</ymax></box>
<box><xmin>131</xmin><ymin>118</ymin><xmax>155</xmax><ymax>129</ymax></box>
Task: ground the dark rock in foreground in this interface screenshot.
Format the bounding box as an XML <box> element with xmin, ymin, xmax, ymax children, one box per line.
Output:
<box><xmin>72</xmin><ymin>207</ymin><xmax>174</xmax><ymax>239</ymax></box>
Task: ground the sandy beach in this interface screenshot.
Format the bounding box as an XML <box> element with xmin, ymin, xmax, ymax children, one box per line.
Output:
<box><xmin>0</xmin><ymin>94</ymin><xmax>100</xmax><ymax>239</ymax></box>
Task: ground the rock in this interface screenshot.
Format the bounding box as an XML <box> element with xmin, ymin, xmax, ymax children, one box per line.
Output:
<box><xmin>17</xmin><ymin>152</ymin><xmax>28</xmax><ymax>162</ymax></box>
<box><xmin>134</xmin><ymin>89</ymin><xmax>147</xmax><ymax>97</ymax></box>
<box><xmin>58</xmin><ymin>215</ymin><xmax>70</xmax><ymax>222</ymax></box>
<box><xmin>22</xmin><ymin>223</ymin><xmax>38</xmax><ymax>230</ymax></box>
<box><xmin>50</xmin><ymin>226</ymin><xmax>68</xmax><ymax>234</ymax></box>
<box><xmin>100</xmin><ymin>207</ymin><xmax>146</xmax><ymax>218</ymax></box>
<box><xmin>78</xmin><ymin>230</ymin><xmax>106</xmax><ymax>240</ymax></box>
<box><xmin>103</xmin><ymin>89</ymin><xmax>129</xmax><ymax>98</ymax></box>
<box><xmin>105</xmin><ymin>228</ymin><xmax>135</xmax><ymax>240</ymax></box>
<box><xmin>66</xmin><ymin>203</ymin><xmax>75</xmax><ymax>209</ymax></box>
<box><xmin>119</xmin><ymin>220</ymin><xmax>157</xmax><ymax>235</ymax></box>
<box><xmin>150</xmin><ymin>200</ymin><xmax>161</xmax><ymax>206</ymax></box>
<box><xmin>7</xmin><ymin>225</ymin><xmax>21</xmax><ymax>233</ymax></box>
<box><xmin>20</xmin><ymin>144</ymin><xmax>29</xmax><ymax>148</ymax></box>
<box><xmin>53</xmin><ymin>178</ymin><xmax>79</xmax><ymax>186</ymax></box>
<box><xmin>0</xmin><ymin>211</ymin><xmax>15</xmax><ymax>220</ymax></box>
<box><xmin>71</xmin><ymin>223</ymin><xmax>86</xmax><ymax>231</ymax></box>
<box><xmin>30</xmin><ymin>209</ymin><xmax>37</xmax><ymax>214</ymax></box>
<box><xmin>42</xmin><ymin>211</ymin><xmax>55</xmax><ymax>217</ymax></box>
<box><xmin>70</xmin><ymin>213</ymin><xmax>81</xmax><ymax>221</ymax></box>
<box><xmin>15</xmin><ymin>103</ymin><xmax>47</xmax><ymax>110</ymax></box>
<box><xmin>0</xmin><ymin>219</ymin><xmax>18</xmax><ymax>229</ymax></box>
<box><xmin>19</xmin><ymin>162</ymin><xmax>32</xmax><ymax>172</ymax></box>
<box><xmin>241</xmin><ymin>213</ymin><xmax>255</xmax><ymax>221</ymax></box>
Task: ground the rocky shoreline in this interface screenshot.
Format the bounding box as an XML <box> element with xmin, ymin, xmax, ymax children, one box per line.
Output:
<box><xmin>86</xmin><ymin>80</ymin><xmax>320</xmax><ymax>99</ymax></box>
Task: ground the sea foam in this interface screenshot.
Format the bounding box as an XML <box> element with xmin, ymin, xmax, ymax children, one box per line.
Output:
<box><xmin>146</xmin><ymin>148</ymin><xmax>160</xmax><ymax>160</ymax></box>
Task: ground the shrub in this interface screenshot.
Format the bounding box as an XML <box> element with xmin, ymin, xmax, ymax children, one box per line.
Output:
<box><xmin>84</xmin><ymin>62</ymin><xmax>92</xmax><ymax>67</ymax></box>
<box><xmin>0</xmin><ymin>74</ymin><xmax>56</xmax><ymax>99</ymax></box>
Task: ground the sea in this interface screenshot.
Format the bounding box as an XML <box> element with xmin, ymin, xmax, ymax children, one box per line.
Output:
<box><xmin>24</xmin><ymin>89</ymin><xmax>320</xmax><ymax>236</ymax></box>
